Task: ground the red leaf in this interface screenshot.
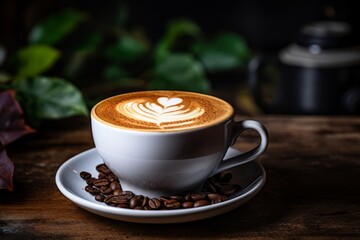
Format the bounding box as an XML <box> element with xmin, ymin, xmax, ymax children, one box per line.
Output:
<box><xmin>0</xmin><ymin>90</ymin><xmax>35</xmax><ymax>145</ymax></box>
<box><xmin>0</xmin><ymin>90</ymin><xmax>35</xmax><ymax>191</ymax></box>
<box><xmin>0</xmin><ymin>146</ymin><xmax>14</xmax><ymax>191</ymax></box>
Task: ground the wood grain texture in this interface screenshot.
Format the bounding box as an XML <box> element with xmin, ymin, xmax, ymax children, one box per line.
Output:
<box><xmin>1</xmin><ymin>116</ymin><xmax>360</xmax><ymax>239</ymax></box>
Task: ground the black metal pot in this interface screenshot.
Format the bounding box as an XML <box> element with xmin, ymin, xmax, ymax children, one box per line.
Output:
<box><xmin>248</xmin><ymin>21</ymin><xmax>360</xmax><ymax>114</ymax></box>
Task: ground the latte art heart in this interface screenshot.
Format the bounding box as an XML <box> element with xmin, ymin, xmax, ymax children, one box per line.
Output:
<box><xmin>118</xmin><ymin>97</ymin><xmax>205</xmax><ymax>128</ymax></box>
<box><xmin>157</xmin><ymin>97</ymin><xmax>182</xmax><ymax>108</ymax></box>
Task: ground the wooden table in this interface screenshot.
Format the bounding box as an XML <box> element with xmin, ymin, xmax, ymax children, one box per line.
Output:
<box><xmin>1</xmin><ymin>115</ymin><xmax>359</xmax><ymax>239</ymax></box>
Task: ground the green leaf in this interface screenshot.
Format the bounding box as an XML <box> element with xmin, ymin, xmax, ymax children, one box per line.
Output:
<box><xmin>105</xmin><ymin>35</ymin><xmax>148</xmax><ymax>63</ymax></box>
<box><xmin>16</xmin><ymin>45</ymin><xmax>60</xmax><ymax>78</ymax></box>
<box><xmin>154</xmin><ymin>19</ymin><xmax>201</xmax><ymax>62</ymax></box>
<box><xmin>192</xmin><ymin>32</ymin><xmax>251</xmax><ymax>72</ymax></box>
<box><xmin>29</xmin><ymin>9</ymin><xmax>85</xmax><ymax>45</ymax></box>
<box><xmin>149</xmin><ymin>54</ymin><xmax>210</xmax><ymax>93</ymax></box>
<box><xmin>14</xmin><ymin>76</ymin><xmax>88</xmax><ymax>121</ymax></box>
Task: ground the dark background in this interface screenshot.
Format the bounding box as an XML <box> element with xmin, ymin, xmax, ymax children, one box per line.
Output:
<box><xmin>129</xmin><ymin>0</ymin><xmax>360</xmax><ymax>51</ymax></box>
<box><xmin>1</xmin><ymin>0</ymin><xmax>359</xmax><ymax>53</ymax></box>
<box><xmin>1</xmin><ymin>0</ymin><xmax>359</xmax><ymax>115</ymax></box>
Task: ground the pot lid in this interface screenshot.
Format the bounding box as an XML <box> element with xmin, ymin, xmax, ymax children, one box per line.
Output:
<box><xmin>279</xmin><ymin>44</ymin><xmax>360</xmax><ymax>68</ymax></box>
<box><xmin>279</xmin><ymin>21</ymin><xmax>360</xmax><ymax>68</ymax></box>
<box><xmin>296</xmin><ymin>21</ymin><xmax>356</xmax><ymax>49</ymax></box>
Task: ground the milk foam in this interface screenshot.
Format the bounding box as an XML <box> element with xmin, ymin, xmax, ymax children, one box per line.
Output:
<box><xmin>117</xmin><ymin>97</ymin><xmax>205</xmax><ymax>128</ymax></box>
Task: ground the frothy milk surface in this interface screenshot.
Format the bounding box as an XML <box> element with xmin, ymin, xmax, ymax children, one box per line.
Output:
<box><xmin>92</xmin><ymin>91</ymin><xmax>234</xmax><ymax>132</ymax></box>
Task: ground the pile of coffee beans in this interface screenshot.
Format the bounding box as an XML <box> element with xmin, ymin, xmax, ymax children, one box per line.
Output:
<box><xmin>80</xmin><ymin>163</ymin><xmax>241</xmax><ymax>210</ymax></box>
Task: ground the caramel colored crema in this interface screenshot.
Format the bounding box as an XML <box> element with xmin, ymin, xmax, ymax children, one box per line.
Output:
<box><xmin>92</xmin><ymin>91</ymin><xmax>234</xmax><ymax>132</ymax></box>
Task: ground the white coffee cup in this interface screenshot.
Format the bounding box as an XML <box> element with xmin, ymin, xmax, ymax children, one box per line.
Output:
<box><xmin>91</xmin><ymin>90</ymin><xmax>268</xmax><ymax>197</ymax></box>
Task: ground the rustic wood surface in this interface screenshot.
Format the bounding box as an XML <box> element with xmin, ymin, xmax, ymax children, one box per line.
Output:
<box><xmin>1</xmin><ymin>115</ymin><xmax>359</xmax><ymax>239</ymax></box>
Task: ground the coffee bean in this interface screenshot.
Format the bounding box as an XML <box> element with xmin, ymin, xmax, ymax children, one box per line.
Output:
<box><xmin>129</xmin><ymin>196</ymin><xmax>141</xmax><ymax>209</ymax></box>
<box><xmin>85</xmin><ymin>185</ymin><xmax>100</xmax><ymax>195</ymax></box>
<box><xmin>211</xmin><ymin>199</ymin><xmax>222</xmax><ymax>204</ymax></box>
<box><xmin>104</xmin><ymin>195</ymin><xmax>114</xmax><ymax>204</ymax></box>
<box><xmin>170</xmin><ymin>195</ymin><xmax>185</xmax><ymax>203</ymax></box>
<box><xmin>86</xmin><ymin>177</ymin><xmax>96</xmax><ymax>185</ymax></box>
<box><xmin>98</xmin><ymin>173</ymin><xmax>107</xmax><ymax>179</ymax></box>
<box><xmin>80</xmin><ymin>163</ymin><xmax>241</xmax><ymax>211</ymax></box>
<box><xmin>194</xmin><ymin>199</ymin><xmax>210</xmax><ymax>208</ymax></box>
<box><xmin>164</xmin><ymin>199</ymin><xmax>181</xmax><ymax>209</ymax></box>
<box><xmin>96</xmin><ymin>164</ymin><xmax>112</xmax><ymax>174</ymax></box>
<box><xmin>144</xmin><ymin>206</ymin><xmax>151</xmax><ymax>210</ymax></box>
<box><xmin>113</xmin><ymin>189</ymin><xmax>122</xmax><ymax>196</ymax></box>
<box><xmin>149</xmin><ymin>198</ymin><xmax>162</xmax><ymax>210</ymax></box>
<box><xmin>100</xmin><ymin>186</ymin><xmax>112</xmax><ymax>194</ymax></box>
<box><xmin>110</xmin><ymin>181</ymin><xmax>120</xmax><ymax>191</ymax></box>
<box><xmin>207</xmin><ymin>193</ymin><xmax>222</xmax><ymax>201</ymax></box>
<box><xmin>111</xmin><ymin>196</ymin><xmax>129</xmax><ymax>204</ymax></box>
<box><xmin>93</xmin><ymin>178</ymin><xmax>109</xmax><ymax>187</ymax></box>
<box><xmin>119</xmin><ymin>191</ymin><xmax>134</xmax><ymax>200</ymax></box>
<box><xmin>182</xmin><ymin>201</ymin><xmax>194</xmax><ymax>208</ymax></box>
<box><xmin>95</xmin><ymin>194</ymin><xmax>105</xmax><ymax>202</ymax></box>
<box><xmin>141</xmin><ymin>196</ymin><xmax>149</xmax><ymax>208</ymax></box>
<box><xmin>80</xmin><ymin>171</ymin><xmax>92</xmax><ymax>180</ymax></box>
<box><xmin>117</xmin><ymin>203</ymin><xmax>129</xmax><ymax>208</ymax></box>
<box><xmin>191</xmin><ymin>192</ymin><xmax>207</xmax><ymax>201</ymax></box>
<box><xmin>107</xmin><ymin>174</ymin><xmax>118</xmax><ymax>182</ymax></box>
<box><xmin>160</xmin><ymin>196</ymin><xmax>170</xmax><ymax>202</ymax></box>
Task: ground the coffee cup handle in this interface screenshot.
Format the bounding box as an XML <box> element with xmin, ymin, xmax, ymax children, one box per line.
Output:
<box><xmin>213</xmin><ymin>120</ymin><xmax>268</xmax><ymax>175</ymax></box>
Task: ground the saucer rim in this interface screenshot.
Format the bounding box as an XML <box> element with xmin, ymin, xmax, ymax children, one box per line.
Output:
<box><xmin>55</xmin><ymin>148</ymin><xmax>266</xmax><ymax>222</ymax></box>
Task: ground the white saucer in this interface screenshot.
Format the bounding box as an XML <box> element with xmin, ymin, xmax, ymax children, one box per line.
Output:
<box><xmin>55</xmin><ymin>147</ymin><xmax>266</xmax><ymax>224</ymax></box>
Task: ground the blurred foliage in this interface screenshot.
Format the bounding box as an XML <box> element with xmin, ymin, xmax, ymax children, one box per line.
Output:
<box><xmin>15</xmin><ymin>77</ymin><xmax>88</xmax><ymax>125</ymax></box>
<box><xmin>0</xmin><ymin>8</ymin><xmax>89</xmax><ymax>127</ymax></box>
<box><xmin>105</xmin><ymin>34</ymin><xmax>149</xmax><ymax>63</ymax></box>
<box><xmin>192</xmin><ymin>33</ymin><xmax>251</xmax><ymax>73</ymax></box>
<box><xmin>150</xmin><ymin>54</ymin><xmax>210</xmax><ymax>93</ymax></box>
<box><xmin>28</xmin><ymin>9</ymin><xmax>86</xmax><ymax>46</ymax></box>
<box><xmin>154</xmin><ymin>19</ymin><xmax>201</xmax><ymax>63</ymax></box>
<box><xmin>0</xmin><ymin>3</ymin><xmax>252</xmax><ymax>189</ymax></box>
<box><xmin>0</xmin><ymin>2</ymin><xmax>252</xmax><ymax>127</ymax></box>
<box><xmin>15</xmin><ymin>45</ymin><xmax>60</xmax><ymax>78</ymax></box>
